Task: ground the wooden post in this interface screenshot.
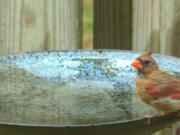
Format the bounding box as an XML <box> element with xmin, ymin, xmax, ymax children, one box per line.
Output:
<box><xmin>132</xmin><ymin>0</ymin><xmax>180</xmax><ymax>57</ymax></box>
<box><xmin>93</xmin><ymin>0</ymin><xmax>132</xmax><ymax>49</ymax></box>
<box><xmin>0</xmin><ymin>0</ymin><xmax>82</xmax><ymax>54</ymax></box>
<box><xmin>132</xmin><ymin>0</ymin><xmax>180</xmax><ymax>135</ymax></box>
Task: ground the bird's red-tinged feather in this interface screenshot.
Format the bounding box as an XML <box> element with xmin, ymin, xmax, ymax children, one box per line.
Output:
<box><xmin>145</xmin><ymin>81</ymin><xmax>180</xmax><ymax>99</ymax></box>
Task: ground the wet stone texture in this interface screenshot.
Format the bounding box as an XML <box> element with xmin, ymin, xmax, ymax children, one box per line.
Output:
<box><xmin>0</xmin><ymin>50</ymin><xmax>179</xmax><ymax>125</ymax></box>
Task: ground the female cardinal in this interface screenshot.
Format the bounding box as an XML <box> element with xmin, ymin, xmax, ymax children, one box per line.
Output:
<box><xmin>131</xmin><ymin>52</ymin><xmax>180</xmax><ymax>116</ymax></box>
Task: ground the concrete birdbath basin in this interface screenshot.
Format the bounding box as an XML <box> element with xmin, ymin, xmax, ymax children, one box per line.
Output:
<box><xmin>0</xmin><ymin>50</ymin><xmax>180</xmax><ymax>135</ymax></box>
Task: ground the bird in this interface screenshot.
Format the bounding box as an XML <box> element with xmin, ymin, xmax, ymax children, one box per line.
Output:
<box><xmin>131</xmin><ymin>51</ymin><xmax>180</xmax><ymax>121</ymax></box>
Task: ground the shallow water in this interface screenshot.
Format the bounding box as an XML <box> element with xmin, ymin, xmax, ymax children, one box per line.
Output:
<box><xmin>0</xmin><ymin>51</ymin><xmax>179</xmax><ymax>125</ymax></box>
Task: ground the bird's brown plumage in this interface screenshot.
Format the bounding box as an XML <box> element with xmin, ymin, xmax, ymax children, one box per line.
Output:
<box><xmin>131</xmin><ymin>52</ymin><xmax>180</xmax><ymax>113</ymax></box>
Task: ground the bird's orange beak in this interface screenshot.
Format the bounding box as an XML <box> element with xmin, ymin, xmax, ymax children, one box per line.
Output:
<box><xmin>131</xmin><ymin>60</ymin><xmax>143</xmax><ymax>69</ymax></box>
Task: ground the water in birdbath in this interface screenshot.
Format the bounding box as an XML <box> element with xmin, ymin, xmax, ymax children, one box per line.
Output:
<box><xmin>0</xmin><ymin>51</ymin><xmax>179</xmax><ymax>125</ymax></box>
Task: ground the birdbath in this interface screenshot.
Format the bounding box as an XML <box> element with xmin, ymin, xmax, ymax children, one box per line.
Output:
<box><xmin>0</xmin><ymin>50</ymin><xmax>180</xmax><ymax>135</ymax></box>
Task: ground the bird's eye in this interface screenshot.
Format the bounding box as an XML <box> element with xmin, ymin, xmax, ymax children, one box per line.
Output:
<box><xmin>144</xmin><ymin>60</ymin><xmax>150</xmax><ymax>65</ymax></box>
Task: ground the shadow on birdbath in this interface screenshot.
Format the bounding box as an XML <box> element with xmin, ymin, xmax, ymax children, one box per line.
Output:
<box><xmin>0</xmin><ymin>50</ymin><xmax>179</xmax><ymax>135</ymax></box>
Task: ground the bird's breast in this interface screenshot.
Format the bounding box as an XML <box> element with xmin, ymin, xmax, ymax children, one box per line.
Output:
<box><xmin>136</xmin><ymin>77</ymin><xmax>154</xmax><ymax>105</ymax></box>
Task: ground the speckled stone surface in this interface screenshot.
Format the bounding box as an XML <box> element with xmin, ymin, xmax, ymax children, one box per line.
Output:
<box><xmin>0</xmin><ymin>50</ymin><xmax>179</xmax><ymax>125</ymax></box>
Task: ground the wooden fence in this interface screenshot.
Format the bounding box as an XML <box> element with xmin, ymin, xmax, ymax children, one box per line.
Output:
<box><xmin>0</xmin><ymin>0</ymin><xmax>82</xmax><ymax>54</ymax></box>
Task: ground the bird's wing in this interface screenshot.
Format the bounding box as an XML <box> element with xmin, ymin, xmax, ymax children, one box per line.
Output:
<box><xmin>145</xmin><ymin>81</ymin><xmax>180</xmax><ymax>99</ymax></box>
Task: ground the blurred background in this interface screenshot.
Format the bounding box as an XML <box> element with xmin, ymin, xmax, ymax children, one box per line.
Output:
<box><xmin>1</xmin><ymin>0</ymin><xmax>180</xmax><ymax>57</ymax></box>
<box><xmin>0</xmin><ymin>0</ymin><xmax>180</xmax><ymax>134</ymax></box>
<box><xmin>83</xmin><ymin>0</ymin><xmax>93</xmax><ymax>49</ymax></box>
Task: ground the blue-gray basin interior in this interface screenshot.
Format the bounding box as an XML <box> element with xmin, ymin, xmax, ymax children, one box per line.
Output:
<box><xmin>0</xmin><ymin>50</ymin><xmax>179</xmax><ymax>126</ymax></box>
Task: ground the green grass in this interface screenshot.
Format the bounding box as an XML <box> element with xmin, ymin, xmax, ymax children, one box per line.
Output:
<box><xmin>83</xmin><ymin>0</ymin><xmax>93</xmax><ymax>49</ymax></box>
<box><xmin>83</xmin><ymin>0</ymin><xmax>93</xmax><ymax>36</ymax></box>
